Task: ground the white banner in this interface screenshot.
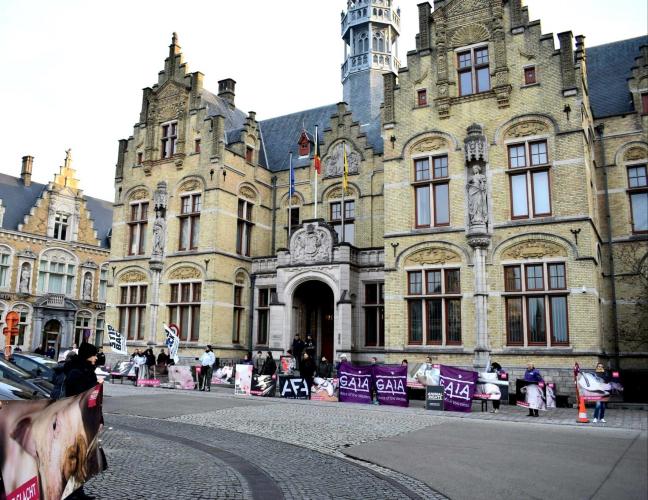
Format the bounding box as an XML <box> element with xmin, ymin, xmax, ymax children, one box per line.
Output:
<box><xmin>164</xmin><ymin>323</ymin><xmax>180</xmax><ymax>363</ymax></box>
<box><xmin>107</xmin><ymin>325</ymin><xmax>128</xmax><ymax>355</ymax></box>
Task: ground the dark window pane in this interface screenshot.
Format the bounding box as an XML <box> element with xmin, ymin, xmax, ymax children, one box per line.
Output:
<box><xmin>415</xmin><ymin>158</ymin><xmax>430</xmax><ymax>181</ymax></box>
<box><xmin>409</xmin><ymin>272</ymin><xmax>422</xmax><ymax>295</ymax></box>
<box><xmin>447</xmin><ymin>299</ymin><xmax>462</xmax><ymax>344</ymax></box>
<box><xmin>505</xmin><ymin>266</ymin><xmax>522</xmax><ymax>292</ymax></box>
<box><xmin>365</xmin><ymin>308</ymin><xmax>377</xmax><ymax>346</ymax></box>
<box><xmin>550</xmin><ymin>296</ymin><xmax>568</xmax><ymax>344</ymax></box>
<box><xmin>258</xmin><ymin>310</ymin><xmax>268</xmax><ymax>344</ymax></box>
<box><xmin>506</xmin><ymin>298</ymin><xmax>523</xmax><ymax>345</ymax></box>
<box><xmin>427</xmin><ymin>299</ymin><xmax>442</xmax><ymax>343</ymax></box>
<box><xmin>446</xmin><ymin>269</ymin><xmax>460</xmax><ymax>294</ymax></box>
<box><xmin>427</xmin><ymin>271</ymin><xmax>442</xmax><ymax>294</ymax></box>
<box><xmin>365</xmin><ymin>284</ymin><xmax>377</xmax><ymax>304</ymax></box>
<box><xmin>526</xmin><ymin>265</ymin><xmax>544</xmax><ymax>290</ymax></box>
<box><xmin>527</xmin><ymin>297</ymin><xmax>546</xmax><ymax>343</ymax></box>
<box><xmin>331</xmin><ymin>202</ymin><xmax>342</xmax><ymax>220</ymax></box>
<box><xmin>409</xmin><ymin>301</ymin><xmax>423</xmax><ymax>343</ymax></box>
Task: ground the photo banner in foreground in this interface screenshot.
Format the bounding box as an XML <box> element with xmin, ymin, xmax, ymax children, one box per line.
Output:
<box><xmin>373</xmin><ymin>365</ymin><xmax>408</xmax><ymax>407</ymax></box>
<box><xmin>0</xmin><ymin>385</ymin><xmax>106</xmax><ymax>500</ymax></box>
<box><xmin>338</xmin><ymin>363</ymin><xmax>372</xmax><ymax>404</ymax></box>
<box><xmin>439</xmin><ymin>365</ymin><xmax>478</xmax><ymax>413</ymax></box>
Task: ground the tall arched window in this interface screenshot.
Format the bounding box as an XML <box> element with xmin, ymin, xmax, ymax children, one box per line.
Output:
<box><xmin>374</xmin><ymin>31</ymin><xmax>385</xmax><ymax>52</ymax></box>
<box><xmin>37</xmin><ymin>250</ymin><xmax>77</xmax><ymax>295</ymax></box>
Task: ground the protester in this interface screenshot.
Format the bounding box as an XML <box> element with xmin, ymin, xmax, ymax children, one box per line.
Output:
<box><xmin>253</xmin><ymin>350</ymin><xmax>265</xmax><ymax>374</ymax></box>
<box><xmin>335</xmin><ymin>354</ymin><xmax>348</xmax><ymax>374</ymax></box>
<box><xmin>96</xmin><ymin>347</ymin><xmax>106</xmax><ymax>368</ymax></box>
<box><xmin>489</xmin><ymin>361</ymin><xmax>503</xmax><ymax>414</ymax></box>
<box><xmin>261</xmin><ymin>351</ymin><xmax>277</xmax><ymax>376</ymax></box>
<box><xmin>292</xmin><ymin>335</ymin><xmax>305</xmax><ymax>369</ymax></box>
<box><xmin>157</xmin><ymin>348</ymin><xmax>170</xmax><ymax>365</ymax></box>
<box><xmin>592</xmin><ymin>362</ymin><xmax>610</xmax><ymax>423</ymax></box>
<box><xmin>46</xmin><ymin>345</ymin><xmax>56</xmax><ymax>359</ymax></box>
<box><xmin>370</xmin><ymin>357</ymin><xmax>379</xmax><ymax>404</ymax></box>
<box><xmin>401</xmin><ymin>359</ymin><xmax>408</xmax><ymax>367</ymax></box>
<box><xmin>242</xmin><ymin>352</ymin><xmax>254</xmax><ymax>365</ymax></box>
<box><xmin>145</xmin><ymin>348</ymin><xmax>156</xmax><ymax>377</ymax></box>
<box><xmin>317</xmin><ymin>355</ymin><xmax>333</xmax><ymax>378</ymax></box>
<box><xmin>34</xmin><ymin>346</ymin><xmax>44</xmax><ymax>355</ymax></box>
<box><xmin>199</xmin><ymin>346</ymin><xmax>216</xmax><ymax>391</ymax></box>
<box><xmin>300</xmin><ymin>352</ymin><xmax>316</xmax><ymax>398</ymax></box>
<box><xmin>524</xmin><ymin>362</ymin><xmax>543</xmax><ymax>417</ymax></box>
<box><xmin>304</xmin><ymin>335</ymin><xmax>316</xmax><ymax>359</ymax></box>
<box><xmin>133</xmin><ymin>350</ymin><xmax>147</xmax><ymax>381</ymax></box>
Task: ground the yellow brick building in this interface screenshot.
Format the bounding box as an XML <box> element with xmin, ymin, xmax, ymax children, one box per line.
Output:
<box><xmin>106</xmin><ymin>1</ymin><xmax>647</xmax><ymax>391</ymax></box>
<box><xmin>0</xmin><ymin>152</ymin><xmax>111</xmax><ymax>357</ymax></box>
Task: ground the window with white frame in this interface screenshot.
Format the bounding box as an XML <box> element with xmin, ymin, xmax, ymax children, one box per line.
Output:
<box><xmin>74</xmin><ymin>311</ymin><xmax>92</xmax><ymax>346</ymax></box>
<box><xmin>37</xmin><ymin>252</ymin><xmax>76</xmax><ymax>295</ymax></box>
<box><xmin>161</xmin><ymin>121</ymin><xmax>178</xmax><ymax>159</ymax></box>
<box><xmin>98</xmin><ymin>266</ymin><xmax>108</xmax><ymax>302</ymax></box>
<box><xmin>413</xmin><ymin>154</ymin><xmax>450</xmax><ymax>227</ymax></box>
<box><xmin>53</xmin><ymin>212</ymin><xmax>70</xmax><ymax>240</ymax></box>
<box><xmin>0</xmin><ymin>248</ymin><xmax>11</xmax><ymax>288</ymax></box>
<box><xmin>95</xmin><ymin>313</ymin><xmax>105</xmax><ymax>348</ymax></box>
<box><xmin>627</xmin><ymin>163</ymin><xmax>648</xmax><ymax>233</ymax></box>
<box><xmin>507</xmin><ymin>140</ymin><xmax>552</xmax><ymax>219</ymax></box>
<box><xmin>168</xmin><ymin>282</ymin><xmax>201</xmax><ymax>341</ymax></box>
<box><xmin>457</xmin><ymin>46</ymin><xmax>490</xmax><ymax>96</ymax></box>
<box><xmin>504</xmin><ymin>262</ymin><xmax>569</xmax><ymax>346</ymax></box>
<box><xmin>407</xmin><ymin>269</ymin><xmax>462</xmax><ymax>345</ymax></box>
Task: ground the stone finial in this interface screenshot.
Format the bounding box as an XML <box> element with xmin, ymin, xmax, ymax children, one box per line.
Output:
<box><xmin>464</xmin><ymin>124</ymin><xmax>488</xmax><ymax>163</ymax></box>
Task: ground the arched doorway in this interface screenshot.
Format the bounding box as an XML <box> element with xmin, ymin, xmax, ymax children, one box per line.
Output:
<box><xmin>292</xmin><ymin>281</ymin><xmax>334</xmax><ymax>361</ymax></box>
<box><xmin>42</xmin><ymin>319</ymin><xmax>61</xmax><ymax>355</ymax></box>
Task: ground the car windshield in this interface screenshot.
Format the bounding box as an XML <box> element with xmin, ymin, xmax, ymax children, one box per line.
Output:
<box><xmin>19</xmin><ymin>354</ymin><xmax>58</xmax><ymax>370</ymax></box>
<box><xmin>0</xmin><ymin>358</ymin><xmax>33</xmax><ymax>380</ymax></box>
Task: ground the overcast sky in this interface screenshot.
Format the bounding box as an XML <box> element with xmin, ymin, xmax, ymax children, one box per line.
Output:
<box><xmin>0</xmin><ymin>0</ymin><xmax>646</xmax><ymax>201</ymax></box>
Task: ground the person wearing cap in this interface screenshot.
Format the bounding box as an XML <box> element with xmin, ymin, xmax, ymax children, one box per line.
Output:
<box><xmin>64</xmin><ymin>342</ymin><xmax>99</xmax><ymax>397</ymax></box>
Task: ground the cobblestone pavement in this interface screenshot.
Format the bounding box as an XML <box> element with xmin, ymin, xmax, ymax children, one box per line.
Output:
<box><xmin>89</xmin><ymin>413</ymin><xmax>446</xmax><ymax>500</ymax></box>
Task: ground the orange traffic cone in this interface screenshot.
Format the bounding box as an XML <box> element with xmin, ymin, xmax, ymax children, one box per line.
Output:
<box><xmin>577</xmin><ymin>396</ymin><xmax>589</xmax><ymax>423</ymax></box>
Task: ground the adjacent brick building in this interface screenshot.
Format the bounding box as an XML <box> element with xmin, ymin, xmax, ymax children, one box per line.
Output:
<box><xmin>106</xmin><ymin>0</ymin><xmax>647</xmax><ymax>387</ymax></box>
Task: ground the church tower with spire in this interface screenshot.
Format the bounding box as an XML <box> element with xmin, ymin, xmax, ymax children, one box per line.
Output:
<box><xmin>341</xmin><ymin>0</ymin><xmax>401</xmax><ymax>126</ymax></box>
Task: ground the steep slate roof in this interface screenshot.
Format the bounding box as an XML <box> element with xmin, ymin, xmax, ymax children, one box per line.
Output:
<box><xmin>0</xmin><ymin>173</ymin><xmax>113</xmax><ymax>249</ymax></box>
<box><xmin>587</xmin><ymin>36</ymin><xmax>648</xmax><ymax>118</ymax></box>
<box><xmin>201</xmin><ymin>90</ymin><xmax>248</xmax><ymax>145</ymax></box>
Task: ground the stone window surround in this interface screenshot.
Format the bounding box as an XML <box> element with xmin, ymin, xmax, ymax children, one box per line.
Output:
<box><xmin>0</xmin><ymin>244</ymin><xmax>13</xmax><ymax>290</ymax></box>
<box><xmin>36</xmin><ymin>249</ymin><xmax>78</xmax><ymax>297</ymax></box>
<box><xmin>625</xmin><ymin>160</ymin><xmax>648</xmax><ymax>234</ymax></box>
<box><xmin>454</xmin><ymin>42</ymin><xmax>491</xmax><ymax>97</ymax></box>
<box><xmin>411</xmin><ymin>150</ymin><xmax>451</xmax><ymax>229</ymax></box>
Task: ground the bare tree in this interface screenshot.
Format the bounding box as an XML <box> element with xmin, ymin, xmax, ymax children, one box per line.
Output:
<box><xmin>614</xmin><ymin>244</ymin><xmax>648</xmax><ymax>350</ymax></box>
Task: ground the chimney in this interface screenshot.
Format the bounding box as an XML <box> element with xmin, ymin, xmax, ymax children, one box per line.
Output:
<box><xmin>21</xmin><ymin>156</ymin><xmax>33</xmax><ymax>187</ymax></box>
<box><xmin>218</xmin><ymin>78</ymin><xmax>236</xmax><ymax>109</ymax></box>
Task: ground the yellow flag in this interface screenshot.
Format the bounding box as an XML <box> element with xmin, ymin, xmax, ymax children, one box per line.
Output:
<box><xmin>343</xmin><ymin>142</ymin><xmax>349</xmax><ymax>193</ymax></box>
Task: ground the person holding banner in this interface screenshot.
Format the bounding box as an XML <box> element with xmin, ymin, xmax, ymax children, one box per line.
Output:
<box><xmin>524</xmin><ymin>362</ymin><xmax>544</xmax><ymax>417</ymax></box>
<box><xmin>301</xmin><ymin>352</ymin><xmax>317</xmax><ymax>398</ymax></box>
<box><xmin>592</xmin><ymin>362</ymin><xmax>611</xmax><ymax>423</ymax></box>
<box><xmin>65</xmin><ymin>342</ymin><xmax>100</xmax><ymax>397</ymax></box>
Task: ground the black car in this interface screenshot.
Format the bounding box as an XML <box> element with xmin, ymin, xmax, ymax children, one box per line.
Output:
<box><xmin>7</xmin><ymin>352</ymin><xmax>59</xmax><ymax>382</ymax></box>
<box><xmin>0</xmin><ymin>357</ymin><xmax>53</xmax><ymax>398</ymax></box>
<box><xmin>0</xmin><ymin>377</ymin><xmax>43</xmax><ymax>400</ymax></box>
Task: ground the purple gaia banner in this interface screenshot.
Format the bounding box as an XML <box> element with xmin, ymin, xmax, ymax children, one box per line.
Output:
<box><xmin>373</xmin><ymin>365</ymin><xmax>409</xmax><ymax>407</ymax></box>
<box><xmin>439</xmin><ymin>365</ymin><xmax>478</xmax><ymax>412</ymax></box>
<box><xmin>338</xmin><ymin>362</ymin><xmax>373</xmax><ymax>404</ymax></box>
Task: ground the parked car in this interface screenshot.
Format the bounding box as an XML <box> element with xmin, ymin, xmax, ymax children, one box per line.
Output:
<box><xmin>0</xmin><ymin>377</ymin><xmax>43</xmax><ymax>400</ymax></box>
<box><xmin>0</xmin><ymin>357</ymin><xmax>53</xmax><ymax>398</ymax></box>
<box><xmin>6</xmin><ymin>352</ymin><xmax>59</xmax><ymax>382</ymax></box>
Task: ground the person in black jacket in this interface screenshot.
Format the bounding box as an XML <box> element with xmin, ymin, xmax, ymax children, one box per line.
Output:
<box><xmin>300</xmin><ymin>352</ymin><xmax>317</xmax><ymax>398</ymax></box>
<box><xmin>317</xmin><ymin>355</ymin><xmax>333</xmax><ymax>378</ymax></box>
<box><xmin>260</xmin><ymin>351</ymin><xmax>277</xmax><ymax>376</ymax></box>
<box><xmin>96</xmin><ymin>348</ymin><xmax>106</xmax><ymax>368</ymax></box>
<box><xmin>64</xmin><ymin>342</ymin><xmax>99</xmax><ymax>397</ymax></box>
<box><xmin>292</xmin><ymin>335</ymin><xmax>305</xmax><ymax>369</ymax></box>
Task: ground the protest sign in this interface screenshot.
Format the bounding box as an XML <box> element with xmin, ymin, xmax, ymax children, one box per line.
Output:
<box><xmin>235</xmin><ymin>364</ymin><xmax>253</xmax><ymax>396</ymax></box>
<box><xmin>577</xmin><ymin>372</ymin><xmax>623</xmax><ymax>402</ymax></box>
<box><xmin>374</xmin><ymin>365</ymin><xmax>408</xmax><ymax>407</ymax></box>
<box><xmin>338</xmin><ymin>363</ymin><xmax>372</xmax><ymax>404</ymax></box>
<box><xmin>515</xmin><ymin>380</ymin><xmax>546</xmax><ymax>410</ymax></box>
<box><xmin>164</xmin><ymin>323</ymin><xmax>180</xmax><ymax>364</ymax></box>
<box><xmin>311</xmin><ymin>377</ymin><xmax>338</xmax><ymax>402</ymax></box>
<box><xmin>279</xmin><ymin>376</ymin><xmax>309</xmax><ymax>399</ymax></box>
<box><xmin>107</xmin><ymin>325</ymin><xmax>127</xmax><ymax>355</ymax></box>
<box><xmin>425</xmin><ymin>386</ymin><xmax>445</xmax><ymax>411</ymax></box>
<box><xmin>168</xmin><ymin>366</ymin><xmax>195</xmax><ymax>390</ymax></box>
<box><xmin>0</xmin><ymin>385</ymin><xmax>106</xmax><ymax>500</ymax></box>
<box><xmin>251</xmin><ymin>374</ymin><xmax>276</xmax><ymax>397</ymax></box>
<box><xmin>439</xmin><ymin>365</ymin><xmax>478</xmax><ymax>412</ymax></box>
<box><xmin>279</xmin><ymin>355</ymin><xmax>296</xmax><ymax>374</ymax></box>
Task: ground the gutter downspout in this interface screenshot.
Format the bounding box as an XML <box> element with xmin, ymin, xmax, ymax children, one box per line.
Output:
<box><xmin>248</xmin><ymin>274</ymin><xmax>257</xmax><ymax>355</ymax></box>
<box><xmin>595</xmin><ymin>124</ymin><xmax>620</xmax><ymax>370</ymax></box>
<box><xmin>271</xmin><ymin>176</ymin><xmax>277</xmax><ymax>254</ymax></box>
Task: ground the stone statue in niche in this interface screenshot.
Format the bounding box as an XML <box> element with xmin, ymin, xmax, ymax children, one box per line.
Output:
<box><xmin>82</xmin><ymin>273</ymin><xmax>93</xmax><ymax>301</ymax></box>
<box><xmin>19</xmin><ymin>264</ymin><xmax>30</xmax><ymax>294</ymax></box>
<box><xmin>467</xmin><ymin>164</ymin><xmax>488</xmax><ymax>226</ymax></box>
<box><xmin>152</xmin><ymin>216</ymin><xmax>166</xmax><ymax>259</ymax></box>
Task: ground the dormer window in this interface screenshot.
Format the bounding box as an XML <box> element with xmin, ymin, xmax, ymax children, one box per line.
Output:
<box><xmin>53</xmin><ymin>212</ymin><xmax>69</xmax><ymax>240</ymax></box>
<box><xmin>299</xmin><ymin>139</ymin><xmax>310</xmax><ymax>157</ymax></box>
<box><xmin>458</xmin><ymin>46</ymin><xmax>490</xmax><ymax>96</ymax></box>
<box><xmin>161</xmin><ymin>121</ymin><xmax>178</xmax><ymax>159</ymax></box>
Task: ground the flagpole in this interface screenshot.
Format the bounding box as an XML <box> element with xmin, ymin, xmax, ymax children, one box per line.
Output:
<box><xmin>314</xmin><ymin>125</ymin><xmax>319</xmax><ymax>220</ymax></box>
<box><xmin>341</xmin><ymin>142</ymin><xmax>346</xmax><ymax>243</ymax></box>
<box><xmin>288</xmin><ymin>152</ymin><xmax>293</xmax><ymax>241</ymax></box>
